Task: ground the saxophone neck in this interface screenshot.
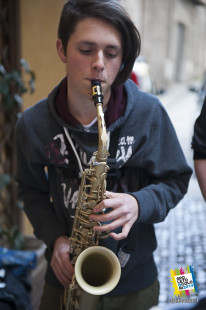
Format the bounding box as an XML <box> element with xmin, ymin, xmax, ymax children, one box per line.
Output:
<box><xmin>91</xmin><ymin>81</ymin><xmax>109</xmax><ymax>162</ymax></box>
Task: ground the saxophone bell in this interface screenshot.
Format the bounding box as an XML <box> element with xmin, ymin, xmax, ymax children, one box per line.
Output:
<box><xmin>67</xmin><ymin>246</ymin><xmax>121</xmax><ymax>310</ymax></box>
<box><xmin>75</xmin><ymin>246</ymin><xmax>121</xmax><ymax>296</ymax></box>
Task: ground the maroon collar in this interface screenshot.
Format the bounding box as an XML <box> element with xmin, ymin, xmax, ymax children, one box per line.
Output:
<box><xmin>55</xmin><ymin>77</ymin><xmax>126</xmax><ymax>127</ymax></box>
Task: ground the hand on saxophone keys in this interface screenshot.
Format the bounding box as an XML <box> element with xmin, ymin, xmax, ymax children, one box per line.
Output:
<box><xmin>89</xmin><ymin>191</ymin><xmax>139</xmax><ymax>241</ymax></box>
<box><xmin>50</xmin><ymin>235</ymin><xmax>75</xmax><ymax>287</ymax></box>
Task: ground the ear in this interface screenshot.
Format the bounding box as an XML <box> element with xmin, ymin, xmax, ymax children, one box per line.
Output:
<box><xmin>56</xmin><ymin>39</ymin><xmax>67</xmax><ymax>63</ymax></box>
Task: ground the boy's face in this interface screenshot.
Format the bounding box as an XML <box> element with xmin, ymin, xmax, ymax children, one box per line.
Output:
<box><xmin>57</xmin><ymin>17</ymin><xmax>123</xmax><ymax>100</ymax></box>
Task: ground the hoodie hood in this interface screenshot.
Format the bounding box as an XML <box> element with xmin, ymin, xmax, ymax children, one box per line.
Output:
<box><xmin>47</xmin><ymin>78</ymin><xmax>139</xmax><ymax>134</ymax></box>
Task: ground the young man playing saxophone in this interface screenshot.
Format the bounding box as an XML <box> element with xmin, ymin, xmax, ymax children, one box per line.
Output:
<box><xmin>15</xmin><ymin>0</ymin><xmax>192</xmax><ymax>309</ymax></box>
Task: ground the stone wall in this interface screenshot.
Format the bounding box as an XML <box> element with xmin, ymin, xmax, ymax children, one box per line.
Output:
<box><xmin>120</xmin><ymin>0</ymin><xmax>206</xmax><ymax>88</ymax></box>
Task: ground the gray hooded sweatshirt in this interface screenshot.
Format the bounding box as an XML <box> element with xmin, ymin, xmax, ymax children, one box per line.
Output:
<box><xmin>15</xmin><ymin>79</ymin><xmax>192</xmax><ymax>296</ymax></box>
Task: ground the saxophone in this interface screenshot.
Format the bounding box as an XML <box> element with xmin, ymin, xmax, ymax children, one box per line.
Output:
<box><xmin>62</xmin><ymin>81</ymin><xmax>121</xmax><ymax>310</ymax></box>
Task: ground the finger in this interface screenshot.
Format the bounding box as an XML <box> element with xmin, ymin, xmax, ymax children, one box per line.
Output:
<box><xmin>51</xmin><ymin>260</ymin><xmax>73</xmax><ymax>286</ymax></box>
<box><xmin>93</xmin><ymin>197</ymin><xmax>121</xmax><ymax>213</ymax></box>
<box><xmin>51</xmin><ymin>253</ymin><xmax>74</xmax><ymax>283</ymax></box>
<box><xmin>62</xmin><ymin>255</ymin><xmax>74</xmax><ymax>274</ymax></box>
<box><xmin>93</xmin><ymin>217</ymin><xmax>126</xmax><ymax>232</ymax></box>
<box><xmin>90</xmin><ymin>207</ymin><xmax>120</xmax><ymax>222</ymax></box>
<box><xmin>109</xmin><ymin>224</ymin><xmax>131</xmax><ymax>241</ymax></box>
<box><xmin>53</xmin><ymin>264</ymin><xmax>73</xmax><ymax>287</ymax></box>
<box><xmin>105</xmin><ymin>190</ymin><xmax>118</xmax><ymax>198</ymax></box>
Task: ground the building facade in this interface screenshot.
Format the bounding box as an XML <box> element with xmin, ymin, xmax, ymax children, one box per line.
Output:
<box><xmin>120</xmin><ymin>0</ymin><xmax>206</xmax><ymax>88</ymax></box>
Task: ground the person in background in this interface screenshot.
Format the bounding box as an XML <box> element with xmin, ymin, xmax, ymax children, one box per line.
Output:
<box><xmin>192</xmin><ymin>95</ymin><xmax>206</xmax><ymax>201</ymax></box>
<box><xmin>15</xmin><ymin>0</ymin><xmax>192</xmax><ymax>309</ymax></box>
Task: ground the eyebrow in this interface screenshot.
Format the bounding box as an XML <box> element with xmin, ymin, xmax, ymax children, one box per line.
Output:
<box><xmin>77</xmin><ymin>41</ymin><xmax>121</xmax><ymax>50</ymax></box>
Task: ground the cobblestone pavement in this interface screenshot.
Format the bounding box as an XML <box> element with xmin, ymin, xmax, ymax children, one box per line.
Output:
<box><xmin>154</xmin><ymin>180</ymin><xmax>206</xmax><ymax>308</ymax></box>
<box><xmin>154</xmin><ymin>84</ymin><xmax>206</xmax><ymax>309</ymax></box>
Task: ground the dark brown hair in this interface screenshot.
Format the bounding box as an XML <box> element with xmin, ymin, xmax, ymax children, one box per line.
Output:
<box><xmin>58</xmin><ymin>0</ymin><xmax>141</xmax><ymax>86</ymax></box>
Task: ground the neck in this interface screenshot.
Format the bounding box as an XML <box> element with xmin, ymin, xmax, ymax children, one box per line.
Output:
<box><xmin>67</xmin><ymin>83</ymin><xmax>110</xmax><ymax>125</ymax></box>
<box><xmin>67</xmin><ymin>92</ymin><xmax>96</xmax><ymax>125</ymax></box>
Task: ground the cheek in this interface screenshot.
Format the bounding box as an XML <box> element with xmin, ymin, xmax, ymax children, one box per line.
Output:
<box><xmin>66</xmin><ymin>54</ymin><xmax>87</xmax><ymax>77</ymax></box>
<box><xmin>107</xmin><ymin>62</ymin><xmax>121</xmax><ymax>81</ymax></box>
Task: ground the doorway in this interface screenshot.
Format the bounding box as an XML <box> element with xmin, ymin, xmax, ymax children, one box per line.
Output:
<box><xmin>175</xmin><ymin>22</ymin><xmax>185</xmax><ymax>81</ymax></box>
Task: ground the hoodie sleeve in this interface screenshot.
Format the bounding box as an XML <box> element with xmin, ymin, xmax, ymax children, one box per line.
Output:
<box><xmin>131</xmin><ymin>101</ymin><xmax>192</xmax><ymax>224</ymax></box>
<box><xmin>191</xmin><ymin>95</ymin><xmax>206</xmax><ymax>159</ymax></box>
<box><xmin>15</xmin><ymin>115</ymin><xmax>68</xmax><ymax>249</ymax></box>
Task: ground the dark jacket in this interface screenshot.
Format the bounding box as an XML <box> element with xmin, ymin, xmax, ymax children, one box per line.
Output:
<box><xmin>15</xmin><ymin>79</ymin><xmax>192</xmax><ymax>296</ymax></box>
<box><xmin>192</xmin><ymin>95</ymin><xmax>206</xmax><ymax>159</ymax></box>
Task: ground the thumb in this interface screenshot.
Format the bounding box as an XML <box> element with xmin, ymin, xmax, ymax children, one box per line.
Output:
<box><xmin>106</xmin><ymin>190</ymin><xmax>117</xmax><ymax>198</ymax></box>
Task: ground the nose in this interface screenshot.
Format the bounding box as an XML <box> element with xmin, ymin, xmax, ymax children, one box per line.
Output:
<box><xmin>92</xmin><ymin>51</ymin><xmax>105</xmax><ymax>72</ymax></box>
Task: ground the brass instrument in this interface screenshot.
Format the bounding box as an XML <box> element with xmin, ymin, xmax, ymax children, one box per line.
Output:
<box><xmin>62</xmin><ymin>81</ymin><xmax>121</xmax><ymax>310</ymax></box>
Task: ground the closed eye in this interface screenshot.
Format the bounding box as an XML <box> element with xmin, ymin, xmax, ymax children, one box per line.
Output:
<box><xmin>77</xmin><ymin>42</ymin><xmax>95</xmax><ymax>55</ymax></box>
<box><xmin>105</xmin><ymin>51</ymin><xmax>118</xmax><ymax>58</ymax></box>
<box><xmin>79</xmin><ymin>49</ymin><xmax>94</xmax><ymax>55</ymax></box>
<box><xmin>105</xmin><ymin>47</ymin><xmax>121</xmax><ymax>58</ymax></box>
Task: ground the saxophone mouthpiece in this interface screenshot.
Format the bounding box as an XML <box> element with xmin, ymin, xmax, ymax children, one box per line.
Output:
<box><xmin>91</xmin><ymin>81</ymin><xmax>104</xmax><ymax>106</ymax></box>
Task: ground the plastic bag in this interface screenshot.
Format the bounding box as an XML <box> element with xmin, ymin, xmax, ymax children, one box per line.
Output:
<box><xmin>0</xmin><ymin>247</ymin><xmax>36</xmax><ymax>277</ymax></box>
